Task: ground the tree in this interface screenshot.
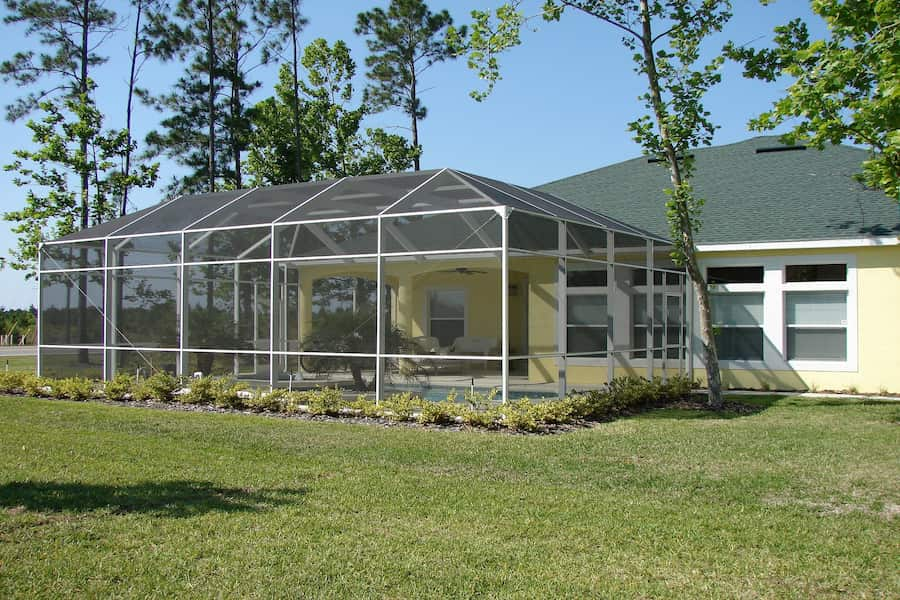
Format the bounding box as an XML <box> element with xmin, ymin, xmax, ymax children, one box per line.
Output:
<box><xmin>248</xmin><ymin>40</ymin><xmax>418</xmax><ymax>185</ymax></box>
<box><xmin>454</xmin><ymin>0</ymin><xmax>731</xmax><ymax>407</ymax></box>
<box><xmin>4</xmin><ymin>93</ymin><xmax>158</xmax><ymax>275</ymax></box>
<box><xmin>355</xmin><ymin>0</ymin><xmax>464</xmax><ymax>171</ymax></box>
<box><xmin>725</xmin><ymin>0</ymin><xmax>899</xmax><ymax>200</ymax></box>
<box><xmin>260</xmin><ymin>0</ymin><xmax>308</xmax><ymax>182</ymax></box>
<box><xmin>1</xmin><ymin>0</ymin><xmax>118</xmax><ymax>238</ymax></box>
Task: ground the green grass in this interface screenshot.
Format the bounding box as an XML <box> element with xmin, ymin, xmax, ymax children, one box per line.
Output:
<box><xmin>1</xmin><ymin>395</ymin><xmax>897</xmax><ymax>598</ymax></box>
<box><xmin>0</xmin><ymin>354</ymin><xmax>35</xmax><ymax>373</ymax></box>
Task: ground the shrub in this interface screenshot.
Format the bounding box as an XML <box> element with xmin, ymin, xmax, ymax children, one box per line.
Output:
<box><xmin>211</xmin><ymin>378</ymin><xmax>248</xmax><ymax>409</ymax></box>
<box><xmin>379</xmin><ymin>392</ymin><xmax>425</xmax><ymax>421</ymax></box>
<box><xmin>417</xmin><ymin>400</ymin><xmax>460</xmax><ymax>425</ymax></box>
<box><xmin>133</xmin><ymin>371</ymin><xmax>179</xmax><ymax>402</ymax></box>
<box><xmin>0</xmin><ymin>371</ymin><xmax>27</xmax><ymax>394</ymax></box>
<box><xmin>104</xmin><ymin>373</ymin><xmax>134</xmax><ymax>402</ymax></box>
<box><xmin>181</xmin><ymin>376</ymin><xmax>215</xmax><ymax>404</ymax></box>
<box><xmin>460</xmin><ymin>405</ymin><xmax>500</xmax><ymax>428</ymax></box>
<box><xmin>21</xmin><ymin>374</ymin><xmax>52</xmax><ymax>397</ymax></box>
<box><xmin>346</xmin><ymin>396</ymin><xmax>380</xmax><ymax>418</ymax></box>
<box><xmin>304</xmin><ymin>386</ymin><xmax>345</xmax><ymax>416</ymax></box>
<box><xmin>52</xmin><ymin>377</ymin><xmax>96</xmax><ymax>401</ymax></box>
<box><xmin>529</xmin><ymin>398</ymin><xmax>575</xmax><ymax>425</ymax></box>
<box><xmin>501</xmin><ymin>399</ymin><xmax>539</xmax><ymax>432</ymax></box>
<box><xmin>246</xmin><ymin>387</ymin><xmax>290</xmax><ymax>412</ymax></box>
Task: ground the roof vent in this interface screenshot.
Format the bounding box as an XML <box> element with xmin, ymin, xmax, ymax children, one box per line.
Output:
<box><xmin>755</xmin><ymin>145</ymin><xmax>806</xmax><ymax>154</ymax></box>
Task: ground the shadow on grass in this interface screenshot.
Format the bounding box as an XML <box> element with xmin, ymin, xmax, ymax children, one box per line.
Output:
<box><xmin>630</xmin><ymin>396</ymin><xmax>782</xmax><ymax>421</ymax></box>
<box><xmin>0</xmin><ymin>480</ymin><xmax>306</xmax><ymax>517</ymax></box>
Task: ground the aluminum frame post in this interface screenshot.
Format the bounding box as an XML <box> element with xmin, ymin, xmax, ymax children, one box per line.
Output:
<box><xmin>501</xmin><ymin>208</ymin><xmax>510</xmax><ymax>403</ymax></box>
<box><xmin>557</xmin><ymin>220</ymin><xmax>567</xmax><ymax>398</ymax></box>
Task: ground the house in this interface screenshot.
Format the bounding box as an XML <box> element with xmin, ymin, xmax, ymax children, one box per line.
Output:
<box><xmin>538</xmin><ymin>136</ymin><xmax>900</xmax><ymax>394</ymax></box>
<box><xmin>38</xmin><ymin>168</ymin><xmax>689</xmax><ymax>401</ymax></box>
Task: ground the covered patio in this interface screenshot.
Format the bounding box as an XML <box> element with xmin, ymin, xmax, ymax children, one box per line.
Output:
<box><xmin>38</xmin><ymin>169</ymin><xmax>690</xmax><ymax>401</ymax></box>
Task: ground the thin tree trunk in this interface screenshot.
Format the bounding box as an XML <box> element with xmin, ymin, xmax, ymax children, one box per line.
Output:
<box><xmin>206</xmin><ymin>0</ymin><xmax>216</xmax><ymax>193</ymax></box>
<box><xmin>231</xmin><ymin>28</ymin><xmax>242</xmax><ymax>188</ymax></box>
<box><xmin>289</xmin><ymin>1</ymin><xmax>302</xmax><ymax>182</ymax></box>
<box><xmin>78</xmin><ymin>0</ymin><xmax>90</xmax><ymax>365</ymax></box>
<box><xmin>410</xmin><ymin>60</ymin><xmax>419</xmax><ymax>171</ymax></box>
<box><xmin>123</xmin><ymin>0</ymin><xmax>144</xmax><ymax>217</ymax></box>
<box><xmin>637</xmin><ymin>0</ymin><xmax>722</xmax><ymax>407</ymax></box>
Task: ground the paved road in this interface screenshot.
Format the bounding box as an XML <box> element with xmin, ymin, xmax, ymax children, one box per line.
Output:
<box><xmin>0</xmin><ymin>345</ymin><xmax>36</xmax><ymax>356</ymax></box>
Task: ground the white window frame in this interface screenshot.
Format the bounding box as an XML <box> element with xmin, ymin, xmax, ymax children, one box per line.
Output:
<box><xmin>700</xmin><ymin>254</ymin><xmax>857</xmax><ymax>373</ymax></box>
<box><xmin>426</xmin><ymin>288</ymin><xmax>467</xmax><ymax>346</ymax></box>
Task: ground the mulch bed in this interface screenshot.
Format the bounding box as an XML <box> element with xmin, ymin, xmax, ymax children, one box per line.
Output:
<box><xmin>3</xmin><ymin>390</ymin><xmax>764</xmax><ymax>435</ymax></box>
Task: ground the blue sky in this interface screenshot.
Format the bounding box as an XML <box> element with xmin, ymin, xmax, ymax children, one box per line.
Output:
<box><xmin>0</xmin><ymin>0</ymin><xmax>826</xmax><ymax>309</ymax></box>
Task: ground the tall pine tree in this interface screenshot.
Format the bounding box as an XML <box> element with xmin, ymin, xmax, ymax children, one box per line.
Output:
<box><xmin>355</xmin><ymin>0</ymin><xmax>463</xmax><ymax>171</ymax></box>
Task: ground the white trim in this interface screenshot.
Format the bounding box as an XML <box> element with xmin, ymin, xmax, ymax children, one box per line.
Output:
<box><xmin>698</xmin><ymin>252</ymin><xmax>858</xmax><ymax>373</ymax></box>
<box><xmin>698</xmin><ymin>237</ymin><xmax>900</xmax><ymax>252</ymax></box>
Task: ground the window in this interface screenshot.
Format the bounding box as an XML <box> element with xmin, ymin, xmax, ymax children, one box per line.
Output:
<box><xmin>566</xmin><ymin>294</ymin><xmax>607</xmax><ymax>355</ymax></box>
<box><xmin>428</xmin><ymin>290</ymin><xmax>465</xmax><ymax>347</ymax></box>
<box><xmin>711</xmin><ymin>293</ymin><xmax>764</xmax><ymax>361</ymax></box>
<box><xmin>786</xmin><ymin>291</ymin><xmax>847</xmax><ymax>361</ymax></box>
<box><xmin>785</xmin><ymin>263</ymin><xmax>846</xmax><ymax>282</ymax></box>
<box><xmin>708</xmin><ymin>266</ymin><xmax>763</xmax><ymax>284</ymax></box>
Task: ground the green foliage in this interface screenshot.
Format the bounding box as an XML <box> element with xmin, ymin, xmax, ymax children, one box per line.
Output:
<box><xmin>501</xmin><ymin>399</ymin><xmax>539</xmax><ymax>431</ymax></box>
<box><xmin>0</xmin><ymin>307</ymin><xmax>36</xmax><ymax>343</ymax></box>
<box><xmin>248</xmin><ymin>42</ymin><xmax>418</xmax><ymax>186</ymax></box>
<box><xmin>346</xmin><ymin>396</ymin><xmax>381</xmax><ymax>418</ymax></box>
<box><xmin>133</xmin><ymin>371</ymin><xmax>179</xmax><ymax>402</ymax></box>
<box><xmin>211</xmin><ymin>378</ymin><xmax>249</xmax><ymax>409</ymax></box>
<box><xmin>0</xmin><ymin>0</ymin><xmax>117</xmax><ymax>121</ymax></box>
<box><xmin>103</xmin><ymin>373</ymin><xmax>134</xmax><ymax>402</ymax></box>
<box><xmin>181</xmin><ymin>376</ymin><xmax>216</xmax><ymax>405</ymax></box>
<box><xmin>246</xmin><ymin>387</ymin><xmax>291</xmax><ymax>412</ymax></box>
<box><xmin>21</xmin><ymin>374</ymin><xmax>52</xmax><ymax>397</ymax></box>
<box><xmin>380</xmin><ymin>391</ymin><xmax>426</xmax><ymax>421</ymax></box>
<box><xmin>725</xmin><ymin>1</ymin><xmax>900</xmax><ymax>200</ymax></box>
<box><xmin>0</xmin><ymin>371</ymin><xmax>28</xmax><ymax>394</ymax></box>
<box><xmin>3</xmin><ymin>93</ymin><xmax>158</xmax><ymax>276</ymax></box>
<box><xmin>303</xmin><ymin>386</ymin><xmax>345</xmax><ymax>416</ymax></box>
<box><xmin>355</xmin><ymin>0</ymin><xmax>464</xmax><ymax>170</ymax></box>
<box><xmin>52</xmin><ymin>377</ymin><xmax>96</xmax><ymax>401</ymax></box>
<box><xmin>416</xmin><ymin>400</ymin><xmax>460</xmax><ymax>425</ymax></box>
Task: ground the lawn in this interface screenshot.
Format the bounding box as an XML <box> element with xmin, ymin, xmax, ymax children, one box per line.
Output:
<box><xmin>0</xmin><ymin>354</ymin><xmax>35</xmax><ymax>373</ymax></box>
<box><xmin>0</xmin><ymin>395</ymin><xmax>897</xmax><ymax>598</ymax></box>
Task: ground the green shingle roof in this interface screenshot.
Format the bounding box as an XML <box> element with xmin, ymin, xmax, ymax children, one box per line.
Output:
<box><xmin>537</xmin><ymin>136</ymin><xmax>900</xmax><ymax>244</ymax></box>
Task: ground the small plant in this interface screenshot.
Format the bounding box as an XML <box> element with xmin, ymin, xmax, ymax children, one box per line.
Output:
<box><xmin>460</xmin><ymin>405</ymin><xmax>500</xmax><ymax>428</ymax></box>
<box><xmin>878</xmin><ymin>386</ymin><xmax>889</xmax><ymax>397</ymax></box>
<box><xmin>103</xmin><ymin>373</ymin><xmax>134</xmax><ymax>402</ymax></box>
<box><xmin>246</xmin><ymin>387</ymin><xmax>290</xmax><ymax>412</ymax></box>
<box><xmin>52</xmin><ymin>377</ymin><xmax>95</xmax><ymax>401</ymax></box>
<box><xmin>379</xmin><ymin>391</ymin><xmax>425</xmax><ymax>421</ymax></box>
<box><xmin>211</xmin><ymin>378</ymin><xmax>248</xmax><ymax>409</ymax></box>
<box><xmin>417</xmin><ymin>400</ymin><xmax>460</xmax><ymax>425</ymax></box>
<box><xmin>760</xmin><ymin>381</ymin><xmax>772</xmax><ymax>392</ymax></box>
<box><xmin>808</xmin><ymin>382</ymin><xmax>820</xmax><ymax>393</ymax></box>
<box><xmin>21</xmin><ymin>374</ymin><xmax>52</xmax><ymax>397</ymax></box>
<box><xmin>847</xmin><ymin>385</ymin><xmax>859</xmax><ymax>395</ymax></box>
<box><xmin>501</xmin><ymin>399</ymin><xmax>539</xmax><ymax>431</ymax></box>
<box><xmin>304</xmin><ymin>386</ymin><xmax>345</xmax><ymax>416</ymax></box>
<box><xmin>529</xmin><ymin>398</ymin><xmax>575</xmax><ymax>425</ymax></box>
<box><xmin>133</xmin><ymin>371</ymin><xmax>179</xmax><ymax>402</ymax></box>
<box><xmin>0</xmin><ymin>371</ymin><xmax>26</xmax><ymax>394</ymax></box>
<box><xmin>346</xmin><ymin>396</ymin><xmax>380</xmax><ymax>418</ymax></box>
<box><xmin>181</xmin><ymin>375</ymin><xmax>215</xmax><ymax>404</ymax></box>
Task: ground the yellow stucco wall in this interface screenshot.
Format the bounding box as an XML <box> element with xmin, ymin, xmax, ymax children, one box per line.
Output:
<box><xmin>696</xmin><ymin>245</ymin><xmax>900</xmax><ymax>394</ymax></box>
<box><xmin>289</xmin><ymin>244</ymin><xmax>899</xmax><ymax>394</ymax></box>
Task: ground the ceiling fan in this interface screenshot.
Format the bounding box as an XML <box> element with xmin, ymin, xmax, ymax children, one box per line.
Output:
<box><xmin>438</xmin><ymin>267</ymin><xmax>488</xmax><ymax>276</ymax></box>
